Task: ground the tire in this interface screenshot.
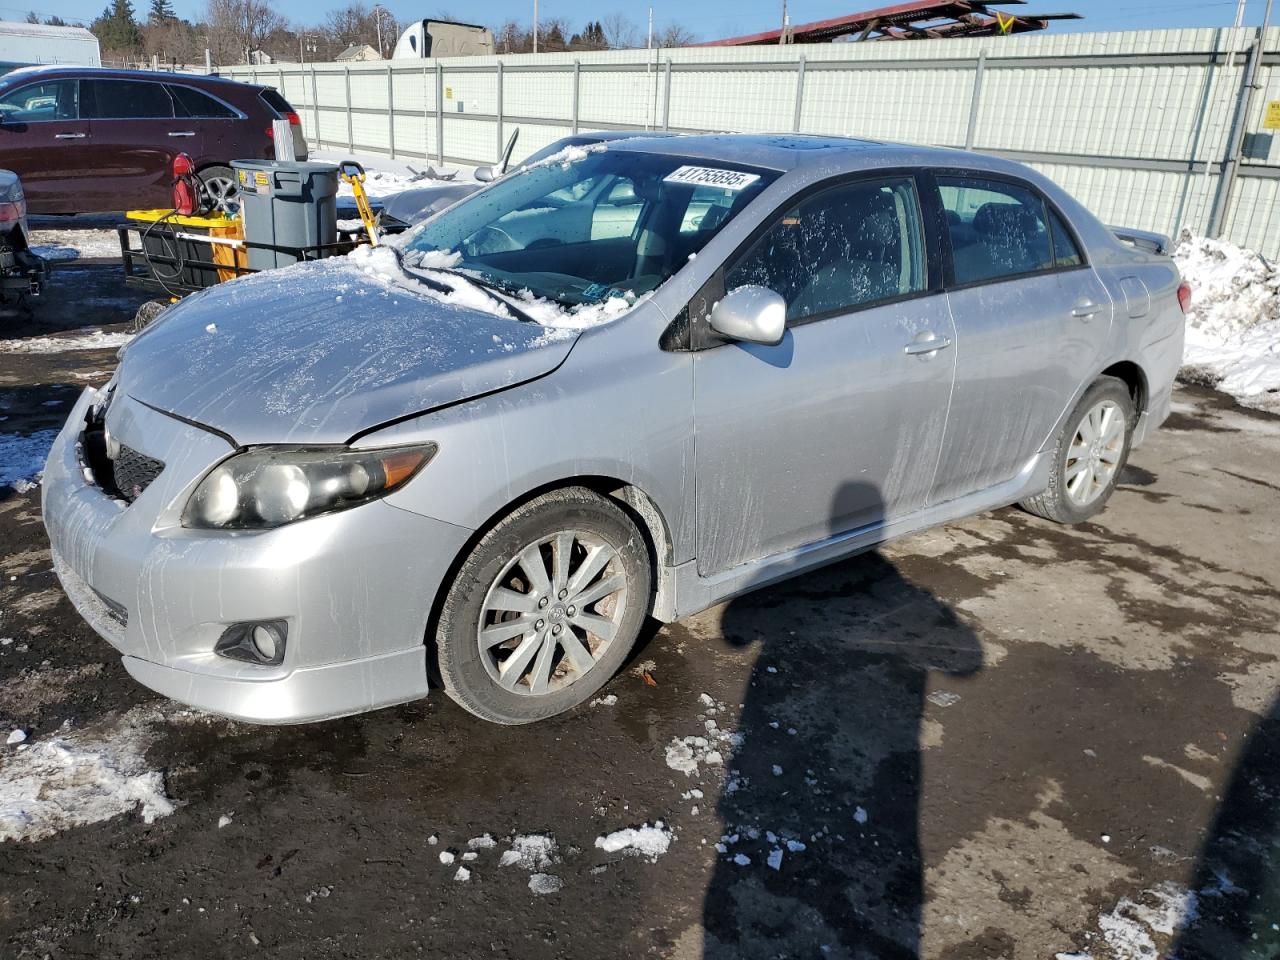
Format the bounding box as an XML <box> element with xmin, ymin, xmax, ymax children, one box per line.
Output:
<box><xmin>435</xmin><ymin>487</ymin><xmax>652</xmax><ymax>724</ymax></box>
<box><xmin>128</xmin><ymin>299</ymin><xmax>170</xmax><ymax>333</ymax></box>
<box><xmin>198</xmin><ymin>165</ymin><xmax>238</xmax><ymax>213</ymax></box>
<box><xmin>1020</xmin><ymin>375</ymin><xmax>1136</xmax><ymax>524</ymax></box>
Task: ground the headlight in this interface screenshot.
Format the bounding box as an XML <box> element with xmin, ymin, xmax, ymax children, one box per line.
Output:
<box><xmin>183</xmin><ymin>443</ymin><xmax>437</xmax><ymax>530</ymax></box>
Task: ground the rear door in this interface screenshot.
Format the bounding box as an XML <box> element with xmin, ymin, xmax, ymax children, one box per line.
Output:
<box><xmin>80</xmin><ymin>78</ymin><xmax>191</xmax><ymax>210</ymax></box>
<box><xmin>692</xmin><ymin>173</ymin><xmax>956</xmax><ymax>575</ymax></box>
<box><xmin>929</xmin><ymin>173</ymin><xmax>1114</xmax><ymax>504</ymax></box>
<box><xmin>167</xmin><ymin>82</ymin><xmax>240</xmax><ymax>165</ymax></box>
<box><xmin>0</xmin><ymin>79</ymin><xmax>92</xmax><ymax>213</ymax></box>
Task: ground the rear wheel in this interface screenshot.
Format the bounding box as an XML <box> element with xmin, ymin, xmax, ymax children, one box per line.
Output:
<box><xmin>1020</xmin><ymin>376</ymin><xmax>1135</xmax><ymax>524</ymax></box>
<box><xmin>435</xmin><ymin>487</ymin><xmax>651</xmax><ymax>724</ymax></box>
<box><xmin>198</xmin><ymin>165</ymin><xmax>237</xmax><ymax>213</ymax></box>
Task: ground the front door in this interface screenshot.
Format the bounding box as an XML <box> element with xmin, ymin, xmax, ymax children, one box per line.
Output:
<box><xmin>692</xmin><ymin>174</ymin><xmax>956</xmax><ymax>576</ymax></box>
<box><xmin>929</xmin><ymin>175</ymin><xmax>1115</xmax><ymax>504</ymax></box>
<box><xmin>0</xmin><ymin>79</ymin><xmax>93</xmax><ymax>214</ymax></box>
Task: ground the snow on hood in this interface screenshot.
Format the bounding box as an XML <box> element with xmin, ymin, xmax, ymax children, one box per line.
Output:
<box><xmin>1174</xmin><ymin>232</ymin><xmax>1280</xmax><ymax>411</ymax></box>
<box><xmin>117</xmin><ymin>250</ymin><xmax>588</xmax><ymax>445</ymax></box>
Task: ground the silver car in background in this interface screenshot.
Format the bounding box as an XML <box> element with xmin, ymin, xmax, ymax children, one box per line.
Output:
<box><xmin>42</xmin><ymin>134</ymin><xmax>1187</xmax><ymax>724</ymax></box>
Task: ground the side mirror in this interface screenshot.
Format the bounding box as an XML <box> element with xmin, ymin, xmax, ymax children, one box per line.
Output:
<box><xmin>709</xmin><ymin>285</ymin><xmax>786</xmax><ymax>346</ymax></box>
<box><xmin>474</xmin><ymin>165</ymin><xmax>495</xmax><ymax>183</ymax></box>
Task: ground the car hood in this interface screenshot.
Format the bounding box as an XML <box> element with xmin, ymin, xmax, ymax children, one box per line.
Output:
<box><xmin>118</xmin><ymin>251</ymin><xmax>578</xmax><ymax>445</ymax></box>
<box><xmin>380</xmin><ymin>182</ymin><xmax>480</xmax><ymax>226</ymax></box>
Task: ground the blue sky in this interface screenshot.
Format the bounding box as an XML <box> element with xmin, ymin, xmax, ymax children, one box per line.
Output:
<box><xmin>4</xmin><ymin>0</ymin><xmax>1267</xmax><ymax>38</ymax></box>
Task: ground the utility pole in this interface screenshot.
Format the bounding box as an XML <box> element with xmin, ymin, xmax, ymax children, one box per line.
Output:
<box><xmin>780</xmin><ymin>0</ymin><xmax>789</xmax><ymax>44</ymax></box>
<box><xmin>533</xmin><ymin>0</ymin><xmax>539</xmax><ymax>53</ymax></box>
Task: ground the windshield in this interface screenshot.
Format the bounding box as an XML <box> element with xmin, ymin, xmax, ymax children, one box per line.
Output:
<box><xmin>402</xmin><ymin>148</ymin><xmax>778</xmax><ymax>310</ymax></box>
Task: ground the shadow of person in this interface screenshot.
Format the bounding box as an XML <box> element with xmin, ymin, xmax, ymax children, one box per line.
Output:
<box><xmin>1173</xmin><ymin>694</ymin><xmax>1280</xmax><ymax>959</ymax></box>
<box><xmin>699</xmin><ymin>481</ymin><xmax>984</xmax><ymax>959</ymax></box>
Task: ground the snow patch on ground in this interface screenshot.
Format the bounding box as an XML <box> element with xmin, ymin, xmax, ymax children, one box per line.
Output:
<box><xmin>28</xmin><ymin>228</ymin><xmax>122</xmax><ymax>261</ymax></box>
<box><xmin>1175</xmin><ymin>233</ymin><xmax>1280</xmax><ymax>411</ymax></box>
<box><xmin>595</xmin><ymin>822</ymin><xmax>673</xmax><ymax>861</ymax></box>
<box><xmin>1089</xmin><ymin>882</ymin><xmax>1198</xmax><ymax>960</ymax></box>
<box><xmin>0</xmin><ymin>329</ymin><xmax>134</xmax><ymax>354</ymax></box>
<box><xmin>0</xmin><ymin>706</ymin><xmax>176</xmax><ymax>843</ymax></box>
<box><xmin>499</xmin><ymin>833</ymin><xmax>558</xmax><ymax>871</ymax></box>
<box><xmin>0</xmin><ymin>430</ymin><xmax>56</xmax><ymax>492</ymax></box>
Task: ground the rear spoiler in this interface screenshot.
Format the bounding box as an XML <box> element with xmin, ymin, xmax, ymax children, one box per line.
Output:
<box><xmin>1109</xmin><ymin>225</ymin><xmax>1171</xmax><ymax>256</ymax></box>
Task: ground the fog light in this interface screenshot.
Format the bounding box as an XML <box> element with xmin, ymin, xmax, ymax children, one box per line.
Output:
<box><xmin>215</xmin><ymin>620</ymin><xmax>287</xmax><ymax>666</ymax></box>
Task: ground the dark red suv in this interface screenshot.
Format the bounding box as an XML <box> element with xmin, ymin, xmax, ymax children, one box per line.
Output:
<box><xmin>0</xmin><ymin>66</ymin><xmax>307</xmax><ymax>214</ymax></box>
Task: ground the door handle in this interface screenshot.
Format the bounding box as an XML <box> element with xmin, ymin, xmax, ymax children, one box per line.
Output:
<box><xmin>167</xmin><ymin>131</ymin><xmax>196</xmax><ymax>137</ymax></box>
<box><xmin>1071</xmin><ymin>299</ymin><xmax>1103</xmax><ymax>320</ymax></box>
<box><xmin>903</xmin><ymin>333</ymin><xmax>953</xmax><ymax>356</ymax></box>
<box><xmin>54</xmin><ymin>132</ymin><xmax>86</xmax><ymax>139</ymax></box>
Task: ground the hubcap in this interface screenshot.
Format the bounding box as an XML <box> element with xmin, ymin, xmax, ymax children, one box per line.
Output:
<box><xmin>477</xmin><ymin>530</ymin><xmax>628</xmax><ymax>696</ymax></box>
<box><xmin>1065</xmin><ymin>399</ymin><xmax>1126</xmax><ymax>506</ymax></box>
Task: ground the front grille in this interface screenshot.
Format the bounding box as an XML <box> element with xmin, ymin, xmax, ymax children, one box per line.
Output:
<box><xmin>110</xmin><ymin>444</ymin><xmax>164</xmax><ymax>502</ymax></box>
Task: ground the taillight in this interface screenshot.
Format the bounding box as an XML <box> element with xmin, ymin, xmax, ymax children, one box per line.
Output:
<box><xmin>0</xmin><ymin>199</ymin><xmax>27</xmax><ymax>222</ymax></box>
<box><xmin>286</xmin><ymin>111</ymin><xmax>300</xmax><ymax>126</ymax></box>
<box><xmin>1177</xmin><ymin>282</ymin><xmax>1191</xmax><ymax>314</ymax></box>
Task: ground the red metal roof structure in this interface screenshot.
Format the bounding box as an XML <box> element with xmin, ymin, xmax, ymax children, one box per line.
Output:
<box><xmin>703</xmin><ymin>0</ymin><xmax>1080</xmax><ymax>45</ymax></box>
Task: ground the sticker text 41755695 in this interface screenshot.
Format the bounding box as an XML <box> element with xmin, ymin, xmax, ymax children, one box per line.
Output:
<box><xmin>663</xmin><ymin>166</ymin><xmax>762</xmax><ymax>191</ymax></box>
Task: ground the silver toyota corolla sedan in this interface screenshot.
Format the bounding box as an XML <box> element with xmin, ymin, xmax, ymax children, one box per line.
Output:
<box><xmin>42</xmin><ymin>134</ymin><xmax>1187</xmax><ymax>724</ymax></box>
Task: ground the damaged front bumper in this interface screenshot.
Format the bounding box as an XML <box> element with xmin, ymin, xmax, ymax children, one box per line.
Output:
<box><xmin>41</xmin><ymin>386</ymin><xmax>472</xmax><ymax>723</ymax></box>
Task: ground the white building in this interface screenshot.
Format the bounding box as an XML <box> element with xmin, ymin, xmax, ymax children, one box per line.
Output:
<box><xmin>0</xmin><ymin>20</ymin><xmax>100</xmax><ymax>72</ymax></box>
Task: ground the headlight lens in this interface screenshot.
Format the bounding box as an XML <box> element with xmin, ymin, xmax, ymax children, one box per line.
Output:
<box><xmin>183</xmin><ymin>443</ymin><xmax>437</xmax><ymax>530</ymax></box>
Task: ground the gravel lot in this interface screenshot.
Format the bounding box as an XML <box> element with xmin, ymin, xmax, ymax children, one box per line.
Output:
<box><xmin>1</xmin><ymin>249</ymin><xmax>1278</xmax><ymax>960</ymax></box>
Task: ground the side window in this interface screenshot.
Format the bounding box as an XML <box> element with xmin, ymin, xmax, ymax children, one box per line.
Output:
<box><xmin>1048</xmin><ymin>210</ymin><xmax>1083</xmax><ymax>267</ymax></box>
<box><xmin>0</xmin><ymin>80</ymin><xmax>78</xmax><ymax>121</ymax></box>
<box><xmin>725</xmin><ymin>177</ymin><xmax>927</xmax><ymax>323</ymax></box>
<box><xmin>82</xmin><ymin>79</ymin><xmax>174</xmax><ymax>119</ymax></box>
<box><xmin>938</xmin><ymin>177</ymin><xmax>1053</xmax><ymax>285</ymax></box>
<box><xmin>169</xmin><ymin>85</ymin><xmax>237</xmax><ymax>119</ymax></box>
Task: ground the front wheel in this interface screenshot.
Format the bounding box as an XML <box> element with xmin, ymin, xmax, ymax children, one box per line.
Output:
<box><xmin>1020</xmin><ymin>376</ymin><xmax>1136</xmax><ymax>524</ymax></box>
<box><xmin>435</xmin><ymin>487</ymin><xmax>651</xmax><ymax>724</ymax></box>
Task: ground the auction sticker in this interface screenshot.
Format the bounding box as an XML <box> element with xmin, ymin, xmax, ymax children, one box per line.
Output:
<box><xmin>663</xmin><ymin>166</ymin><xmax>761</xmax><ymax>191</ymax></box>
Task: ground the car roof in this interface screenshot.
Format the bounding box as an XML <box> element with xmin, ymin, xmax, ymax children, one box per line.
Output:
<box><xmin>608</xmin><ymin>132</ymin><xmax>1024</xmax><ymax>177</ymax></box>
<box><xmin>0</xmin><ymin>65</ymin><xmax>260</xmax><ymax>90</ymax></box>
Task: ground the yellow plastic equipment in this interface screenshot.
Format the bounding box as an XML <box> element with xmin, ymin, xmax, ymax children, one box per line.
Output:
<box><xmin>126</xmin><ymin>208</ymin><xmax>247</xmax><ymax>283</ymax></box>
<box><xmin>338</xmin><ymin>161</ymin><xmax>381</xmax><ymax>247</ymax></box>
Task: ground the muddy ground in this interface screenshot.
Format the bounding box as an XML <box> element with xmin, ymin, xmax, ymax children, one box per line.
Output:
<box><xmin>1</xmin><ymin>241</ymin><xmax>1278</xmax><ymax>960</ymax></box>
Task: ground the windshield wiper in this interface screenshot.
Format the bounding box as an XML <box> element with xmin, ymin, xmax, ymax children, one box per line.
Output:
<box><xmin>391</xmin><ymin>247</ymin><xmax>539</xmax><ymax>324</ymax></box>
<box><xmin>422</xmin><ymin>266</ymin><xmax>540</xmax><ymax>325</ymax></box>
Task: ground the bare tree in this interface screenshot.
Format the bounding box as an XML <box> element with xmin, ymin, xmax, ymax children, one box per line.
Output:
<box><xmin>205</xmin><ymin>0</ymin><xmax>285</xmax><ymax>63</ymax></box>
<box><xmin>601</xmin><ymin>11</ymin><xmax>639</xmax><ymax>48</ymax></box>
<box><xmin>658</xmin><ymin>22</ymin><xmax>696</xmax><ymax>47</ymax></box>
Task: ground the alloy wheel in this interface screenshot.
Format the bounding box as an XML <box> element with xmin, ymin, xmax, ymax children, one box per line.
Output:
<box><xmin>477</xmin><ymin>530</ymin><xmax>628</xmax><ymax>696</ymax></box>
<box><xmin>1064</xmin><ymin>399</ymin><xmax>1126</xmax><ymax>506</ymax></box>
<box><xmin>200</xmin><ymin>174</ymin><xmax>238</xmax><ymax>212</ymax></box>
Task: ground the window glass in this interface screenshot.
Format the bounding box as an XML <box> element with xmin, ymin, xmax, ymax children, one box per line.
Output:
<box><xmin>258</xmin><ymin>88</ymin><xmax>294</xmax><ymax>115</ymax></box>
<box><xmin>405</xmin><ymin>150</ymin><xmax>776</xmax><ymax>308</ymax></box>
<box><xmin>0</xmin><ymin>80</ymin><xmax>77</xmax><ymax>121</ymax></box>
<box><xmin>1049</xmin><ymin>209</ymin><xmax>1083</xmax><ymax>267</ymax></box>
<box><xmin>938</xmin><ymin>177</ymin><xmax>1053</xmax><ymax>285</ymax></box>
<box><xmin>725</xmin><ymin>177</ymin><xmax>927</xmax><ymax>323</ymax></box>
<box><xmin>169</xmin><ymin>84</ymin><xmax>236</xmax><ymax>119</ymax></box>
<box><xmin>82</xmin><ymin>79</ymin><xmax>174</xmax><ymax>119</ymax></box>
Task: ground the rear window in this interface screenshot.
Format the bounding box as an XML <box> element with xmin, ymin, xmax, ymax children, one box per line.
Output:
<box><xmin>258</xmin><ymin>88</ymin><xmax>295</xmax><ymax>116</ymax></box>
<box><xmin>82</xmin><ymin>79</ymin><xmax>174</xmax><ymax>119</ymax></box>
<box><xmin>169</xmin><ymin>84</ymin><xmax>237</xmax><ymax>119</ymax></box>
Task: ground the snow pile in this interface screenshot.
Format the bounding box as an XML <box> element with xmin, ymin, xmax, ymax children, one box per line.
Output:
<box><xmin>528</xmin><ymin>873</ymin><xmax>563</xmax><ymax>895</ymax></box>
<box><xmin>1174</xmin><ymin>232</ymin><xmax>1280</xmax><ymax>409</ymax></box>
<box><xmin>499</xmin><ymin>833</ymin><xmax>558</xmax><ymax>871</ymax></box>
<box><xmin>1095</xmin><ymin>882</ymin><xmax>1198</xmax><ymax>960</ymax></box>
<box><xmin>595</xmin><ymin>822</ymin><xmax>673</xmax><ymax>861</ymax></box>
<box><xmin>29</xmin><ymin>228</ymin><xmax>122</xmax><ymax>261</ymax></box>
<box><xmin>0</xmin><ymin>707</ymin><xmax>176</xmax><ymax>843</ymax></box>
<box><xmin>0</xmin><ymin>430</ymin><xmax>56</xmax><ymax>493</ymax></box>
<box><xmin>0</xmin><ymin>329</ymin><xmax>134</xmax><ymax>354</ymax></box>
<box><xmin>665</xmin><ymin>693</ymin><xmax>743</xmax><ymax>777</ymax></box>
<box><xmin>337</xmin><ymin>168</ymin><xmax>446</xmax><ymax>202</ymax></box>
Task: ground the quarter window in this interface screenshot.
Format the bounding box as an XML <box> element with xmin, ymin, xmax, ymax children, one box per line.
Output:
<box><xmin>0</xmin><ymin>80</ymin><xmax>78</xmax><ymax>121</ymax></box>
<box><xmin>938</xmin><ymin>177</ymin><xmax>1059</xmax><ymax>285</ymax></box>
<box><xmin>1048</xmin><ymin>209</ymin><xmax>1083</xmax><ymax>267</ymax></box>
<box><xmin>169</xmin><ymin>84</ymin><xmax>237</xmax><ymax>119</ymax></box>
<box><xmin>726</xmin><ymin>177</ymin><xmax>927</xmax><ymax>323</ymax></box>
<box><xmin>81</xmin><ymin>79</ymin><xmax>174</xmax><ymax>119</ymax></box>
